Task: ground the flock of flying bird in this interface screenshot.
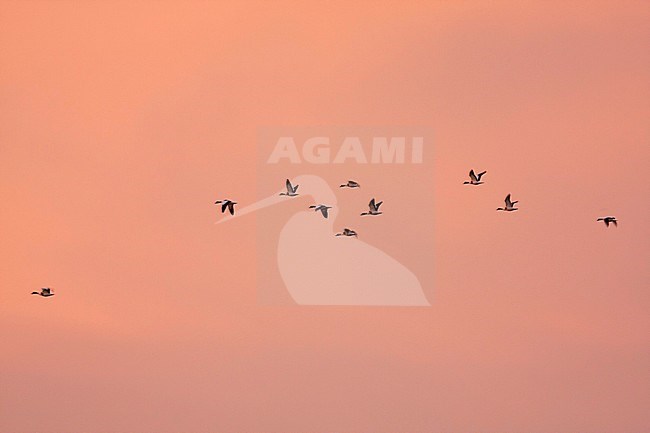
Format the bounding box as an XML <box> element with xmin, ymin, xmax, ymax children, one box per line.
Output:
<box><xmin>30</xmin><ymin>169</ymin><xmax>619</xmax><ymax>298</ymax></box>
<box><xmin>215</xmin><ymin>177</ymin><xmax>382</xmax><ymax>238</ymax></box>
<box><xmin>213</xmin><ymin>169</ymin><xmax>618</xmax><ymax>223</ymax></box>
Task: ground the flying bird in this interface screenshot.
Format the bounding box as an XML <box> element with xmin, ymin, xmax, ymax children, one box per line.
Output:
<box><xmin>280</xmin><ymin>179</ymin><xmax>299</xmax><ymax>197</ymax></box>
<box><xmin>336</xmin><ymin>228</ymin><xmax>358</xmax><ymax>237</ymax></box>
<box><xmin>309</xmin><ymin>204</ymin><xmax>332</xmax><ymax>218</ymax></box>
<box><xmin>361</xmin><ymin>198</ymin><xmax>383</xmax><ymax>216</ymax></box>
<box><xmin>464</xmin><ymin>169</ymin><xmax>487</xmax><ymax>185</ymax></box>
<box><xmin>340</xmin><ymin>180</ymin><xmax>360</xmax><ymax>188</ymax></box>
<box><xmin>496</xmin><ymin>194</ymin><xmax>518</xmax><ymax>212</ymax></box>
<box><xmin>597</xmin><ymin>216</ymin><xmax>618</xmax><ymax>227</ymax></box>
<box><xmin>31</xmin><ymin>287</ymin><xmax>54</xmax><ymax>297</ymax></box>
<box><xmin>215</xmin><ymin>199</ymin><xmax>237</xmax><ymax>215</ymax></box>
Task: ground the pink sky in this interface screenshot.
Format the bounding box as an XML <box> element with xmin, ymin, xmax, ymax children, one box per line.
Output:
<box><xmin>1</xmin><ymin>1</ymin><xmax>649</xmax><ymax>432</ymax></box>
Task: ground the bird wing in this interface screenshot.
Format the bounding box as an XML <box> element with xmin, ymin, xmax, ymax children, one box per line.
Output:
<box><xmin>293</xmin><ymin>184</ymin><xmax>299</xmax><ymax>192</ymax></box>
<box><xmin>221</xmin><ymin>202</ymin><xmax>228</xmax><ymax>213</ymax></box>
<box><xmin>320</xmin><ymin>207</ymin><xmax>329</xmax><ymax>218</ymax></box>
<box><xmin>505</xmin><ymin>194</ymin><xmax>512</xmax><ymax>206</ymax></box>
<box><xmin>612</xmin><ymin>220</ymin><xmax>617</xmax><ymax>227</ymax></box>
<box><xmin>369</xmin><ymin>198</ymin><xmax>376</xmax><ymax>210</ymax></box>
<box><xmin>375</xmin><ymin>201</ymin><xmax>383</xmax><ymax>209</ymax></box>
<box><xmin>469</xmin><ymin>170</ymin><xmax>477</xmax><ymax>182</ymax></box>
<box><xmin>477</xmin><ymin>170</ymin><xmax>487</xmax><ymax>180</ymax></box>
<box><xmin>43</xmin><ymin>288</ymin><xmax>51</xmax><ymax>294</ymax></box>
<box><xmin>227</xmin><ymin>202</ymin><xmax>235</xmax><ymax>215</ymax></box>
<box><xmin>285</xmin><ymin>179</ymin><xmax>292</xmax><ymax>192</ymax></box>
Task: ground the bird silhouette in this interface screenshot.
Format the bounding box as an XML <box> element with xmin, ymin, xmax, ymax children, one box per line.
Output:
<box><xmin>496</xmin><ymin>194</ymin><xmax>518</xmax><ymax>211</ymax></box>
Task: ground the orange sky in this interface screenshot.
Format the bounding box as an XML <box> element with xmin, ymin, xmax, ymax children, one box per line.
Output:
<box><xmin>1</xmin><ymin>1</ymin><xmax>649</xmax><ymax>432</ymax></box>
